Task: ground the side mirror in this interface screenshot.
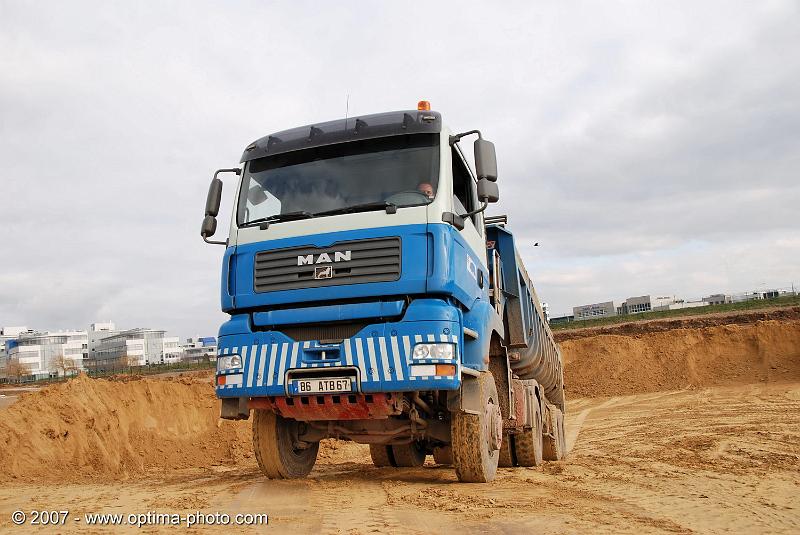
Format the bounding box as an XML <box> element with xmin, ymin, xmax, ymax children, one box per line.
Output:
<box><xmin>205</xmin><ymin>178</ymin><xmax>223</xmax><ymax>217</ymax></box>
<box><xmin>474</xmin><ymin>139</ymin><xmax>497</xmax><ymax>182</ymax></box>
<box><xmin>477</xmin><ymin>178</ymin><xmax>499</xmax><ymax>203</ymax></box>
<box><xmin>201</xmin><ymin>215</ymin><xmax>217</xmax><ymax>238</ymax></box>
<box><xmin>201</xmin><ymin>168</ymin><xmax>240</xmax><ymax>246</ymax></box>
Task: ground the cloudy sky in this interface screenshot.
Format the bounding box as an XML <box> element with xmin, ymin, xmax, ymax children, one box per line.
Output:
<box><xmin>1</xmin><ymin>1</ymin><xmax>798</xmax><ymax>338</ymax></box>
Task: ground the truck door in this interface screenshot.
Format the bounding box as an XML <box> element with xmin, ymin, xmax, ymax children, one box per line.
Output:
<box><xmin>451</xmin><ymin>146</ymin><xmax>486</xmax><ymax>264</ymax></box>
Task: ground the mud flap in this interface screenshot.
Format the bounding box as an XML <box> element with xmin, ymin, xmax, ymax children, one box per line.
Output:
<box><xmin>220</xmin><ymin>397</ymin><xmax>250</xmax><ymax>420</ymax></box>
<box><xmin>448</xmin><ymin>374</ymin><xmax>481</xmax><ymax>415</ymax></box>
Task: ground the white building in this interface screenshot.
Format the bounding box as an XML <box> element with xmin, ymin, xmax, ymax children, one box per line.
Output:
<box><xmin>7</xmin><ymin>330</ymin><xmax>88</xmax><ymax>380</ymax></box>
<box><xmin>181</xmin><ymin>337</ymin><xmax>217</xmax><ymax>363</ymax></box>
<box><xmin>95</xmin><ymin>328</ymin><xmax>183</xmax><ymax>368</ymax></box>
<box><xmin>87</xmin><ymin>322</ymin><xmax>119</xmax><ymax>366</ymax></box>
<box><xmin>1</xmin><ymin>327</ymin><xmax>32</xmax><ymax>379</ymax></box>
<box><xmin>665</xmin><ymin>300</ymin><xmax>709</xmax><ymax>311</ymax></box>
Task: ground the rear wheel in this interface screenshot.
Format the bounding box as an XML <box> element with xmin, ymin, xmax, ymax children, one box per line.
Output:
<box><xmin>542</xmin><ymin>406</ymin><xmax>565</xmax><ymax>461</ymax></box>
<box><xmin>369</xmin><ymin>444</ymin><xmax>394</xmax><ymax>467</ymax></box>
<box><xmin>451</xmin><ymin>372</ymin><xmax>502</xmax><ymax>482</ymax></box>
<box><xmin>433</xmin><ymin>446</ymin><xmax>453</xmax><ymax>465</ymax></box>
<box><xmin>252</xmin><ymin>409</ymin><xmax>318</xmax><ymax>479</ymax></box>
<box><xmin>392</xmin><ymin>442</ymin><xmax>426</xmax><ymax>467</ymax></box>
<box><xmin>515</xmin><ymin>408</ymin><xmax>544</xmax><ymax>467</ymax></box>
<box><xmin>498</xmin><ymin>433</ymin><xmax>515</xmax><ymax>467</ymax></box>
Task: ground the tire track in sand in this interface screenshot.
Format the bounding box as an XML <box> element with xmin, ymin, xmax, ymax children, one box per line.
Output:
<box><xmin>314</xmin><ymin>478</ymin><xmax>402</xmax><ymax>534</ymax></box>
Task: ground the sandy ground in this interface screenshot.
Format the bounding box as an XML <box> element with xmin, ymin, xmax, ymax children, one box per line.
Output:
<box><xmin>1</xmin><ymin>312</ymin><xmax>798</xmax><ymax>534</ymax></box>
<box><xmin>0</xmin><ymin>381</ymin><xmax>798</xmax><ymax>534</ymax></box>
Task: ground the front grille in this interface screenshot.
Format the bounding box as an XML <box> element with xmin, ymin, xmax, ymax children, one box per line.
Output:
<box><xmin>277</xmin><ymin>322</ymin><xmax>368</xmax><ymax>342</ymax></box>
<box><xmin>253</xmin><ymin>237</ymin><xmax>401</xmax><ymax>292</ymax></box>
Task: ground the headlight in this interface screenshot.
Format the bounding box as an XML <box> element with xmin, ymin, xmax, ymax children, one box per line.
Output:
<box><xmin>412</xmin><ymin>343</ymin><xmax>455</xmax><ymax>360</ymax></box>
<box><xmin>217</xmin><ymin>354</ymin><xmax>242</xmax><ymax>371</ymax></box>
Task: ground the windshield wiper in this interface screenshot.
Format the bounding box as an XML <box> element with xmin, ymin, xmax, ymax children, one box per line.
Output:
<box><xmin>241</xmin><ymin>211</ymin><xmax>315</xmax><ymax>229</ymax></box>
<box><xmin>313</xmin><ymin>201</ymin><xmax>397</xmax><ymax>217</ymax></box>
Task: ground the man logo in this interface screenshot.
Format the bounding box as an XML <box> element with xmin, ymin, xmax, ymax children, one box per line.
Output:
<box><xmin>314</xmin><ymin>266</ymin><xmax>333</xmax><ymax>279</ymax></box>
<box><xmin>297</xmin><ymin>250</ymin><xmax>352</xmax><ymax>266</ymax></box>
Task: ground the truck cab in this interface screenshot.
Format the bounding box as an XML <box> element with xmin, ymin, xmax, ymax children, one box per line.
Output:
<box><xmin>202</xmin><ymin>103</ymin><xmax>565</xmax><ymax>483</ymax></box>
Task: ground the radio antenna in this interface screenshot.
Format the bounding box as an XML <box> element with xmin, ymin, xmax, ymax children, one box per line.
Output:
<box><xmin>344</xmin><ymin>94</ymin><xmax>350</xmax><ymax>126</ymax></box>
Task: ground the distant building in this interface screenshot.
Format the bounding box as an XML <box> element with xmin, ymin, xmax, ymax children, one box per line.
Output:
<box><xmin>541</xmin><ymin>302</ymin><xmax>551</xmax><ymax>322</ymax></box>
<box><xmin>0</xmin><ymin>327</ymin><xmax>31</xmax><ymax>378</ymax></box>
<box><xmin>181</xmin><ymin>337</ymin><xmax>217</xmax><ymax>364</ymax></box>
<box><xmin>618</xmin><ymin>295</ymin><xmax>652</xmax><ymax>315</ymax></box>
<box><xmin>703</xmin><ymin>294</ymin><xmax>731</xmax><ymax>306</ymax></box>
<box><xmin>651</xmin><ymin>296</ymin><xmax>678</xmax><ymax>310</ymax></box>
<box><xmin>665</xmin><ymin>300</ymin><xmax>708</xmax><ymax>311</ymax></box>
<box><xmin>7</xmin><ymin>330</ymin><xmax>88</xmax><ymax>380</ymax></box>
<box><xmin>573</xmin><ymin>301</ymin><xmax>616</xmax><ymax>321</ymax></box>
<box><xmin>548</xmin><ymin>314</ymin><xmax>574</xmax><ymax>326</ymax></box>
<box><xmin>95</xmin><ymin>328</ymin><xmax>182</xmax><ymax>368</ymax></box>
<box><xmin>87</xmin><ymin>322</ymin><xmax>119</xmax><ymax>364</ymax></box>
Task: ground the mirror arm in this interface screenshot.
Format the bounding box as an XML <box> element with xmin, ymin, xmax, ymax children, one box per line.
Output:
<box><xmin>464</xmin><ymin>200</ymin><xmax>489</xmax><ymax>218</ymax></box>
<box><xmin>214</xmin><ymin>167</ymin><xmax>241</xmax><ymax>179</ymax></box>
<box><xmin>203</xmin><ymin>236</ymin><xmax>228</xmax><ymax>246</ymax></box>
<box><xmin>449</xmin><ymin>130</ymin><xmax>482</xmax><ymax>146</ymax></box>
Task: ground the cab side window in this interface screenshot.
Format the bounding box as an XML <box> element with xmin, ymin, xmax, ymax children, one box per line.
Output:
<box><xmin>451</xmin><ymin>147</ymin><xmax>479</xmax><ymax>227</ymax></box>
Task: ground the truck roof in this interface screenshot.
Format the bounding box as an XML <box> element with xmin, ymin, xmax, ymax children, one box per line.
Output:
<box><xmin>240</xmin><ymin>110</ymin><xmax>442</xmax><ymax>163</ymax></box>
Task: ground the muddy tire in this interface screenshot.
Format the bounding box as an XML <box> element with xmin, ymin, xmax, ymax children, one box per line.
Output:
<box><xmin>433</xmin><ymin>446</ymin><xmax>453</xmax><ymax>465</ymax></box>
<box><xmin>369</xmin><ymin>444</ymin><xmax>394</xmax><ymax>467</ymax></box>
<box><xmin>252</xmin><ymin>409</ymin><xmax>318</xmax><ymax>479</ymax></box>
<box><xmin>542</xmin><ymin>407</ymin><xmax>565</xmax><ymax>461</ymax></box>
<box><xmin>392</xmin><ymin>442</ymin><xmax>427</xmax><ymax>467</ymax></box>
<box><xmin>557</xmin><ymin>410</ymin><xmax>567</xmax><ymax>458</ymax></box>
<box><xmin>515</xmin><ymin>411</ymin><xmax>544</xmax><ymax>467</ymax></box>
<box><xmin>498</xmin><ymin>433</ymin><xmax>515</xmax><ymax>467</ymax></box>
<box><xmin>451</xmin><ymin>372</ymin><xmax>502</xmax><ymax>482</ymax></box>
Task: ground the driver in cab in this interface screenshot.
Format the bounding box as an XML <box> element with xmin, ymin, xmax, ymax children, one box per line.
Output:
<box><xmin>417</xmin><ymin>182</ymin><xmax>435</xmax><ymax>200</ymax></box>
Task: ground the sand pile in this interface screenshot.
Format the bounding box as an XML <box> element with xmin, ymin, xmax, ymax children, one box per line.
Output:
<box><xmin>562</xmin><ymin>319</ymin><xmax>800</xmax><ymax>397</ymax></box>
<box><xmin>0</xmin><ymin>374</ymin><xmax>253</xmax><ymax>482</ymax></box>
<box><xmin>0</xmin><ymin>373</ymin><xmax>367</xmax><ymax>482</ymax></box>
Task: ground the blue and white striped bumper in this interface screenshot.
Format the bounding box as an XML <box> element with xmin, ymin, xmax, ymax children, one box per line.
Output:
<box><xmin>216</xmin><ymin>330</ymin><xmax>461</xmax><ymax>397</ymax></box>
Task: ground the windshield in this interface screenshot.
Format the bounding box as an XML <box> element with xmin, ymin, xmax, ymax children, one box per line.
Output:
<box><xmin>237</xmin><ymin>134</ymin><xmax>439</xmax><ymax>226</ymax></box>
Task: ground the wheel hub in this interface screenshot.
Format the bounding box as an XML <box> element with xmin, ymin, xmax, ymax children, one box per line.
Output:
<box><xmin>484</xmin><ymin>400</ymin><xmax>502</xmax><ymax>451</ymax></box>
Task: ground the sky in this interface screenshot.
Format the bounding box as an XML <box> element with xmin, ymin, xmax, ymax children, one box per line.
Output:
<box><xmin>1</xmin><ymin>0</ymin><xmax>798</xmax><ymax>338</ymax></box>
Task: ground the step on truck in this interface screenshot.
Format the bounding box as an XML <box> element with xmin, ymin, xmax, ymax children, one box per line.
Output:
<box><xmin>201</xmin><ymin>101</ymin><xmax>566</xmax><ymax>482</ymax></box>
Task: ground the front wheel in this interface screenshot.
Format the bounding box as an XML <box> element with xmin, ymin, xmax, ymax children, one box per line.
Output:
<box><xmin>451</xmin><ymin>371</ymin><xmax>502</xmax><ymax>482</ymax></box>
<box><xmin>252</xmin><ymin>409</ymin><xmax>319</xmax><ymax>479</ymax></box>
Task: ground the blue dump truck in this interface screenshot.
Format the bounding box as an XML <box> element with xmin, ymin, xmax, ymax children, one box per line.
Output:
<box><xmin>201</xmin><ymin>102</ymin><xmax>565</xmax><ymax>482</ymax></box>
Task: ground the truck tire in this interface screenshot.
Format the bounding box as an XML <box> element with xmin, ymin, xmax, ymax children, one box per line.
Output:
<box><xmin>392</xmin><ymin>442</ymin><xmax>426</xmax><ymax>467</ymax></box>
<box><xmin>451</xmin><ymin>372</ymin><xmax>502</xmax><ymax>482</ymax></box>
<box><xmin>433</xmin><ymin>446</ymin><xmax>453</xmax><ymax>465</ymax></box>
<box><xmin>498</xmin><ymin>433</ymin><xmax>515</xmax><ymax>467</ymax></box>
<box><xmin>542</xmin><ymin>407</ymin><xmax>565</xmax><ymax>461</ymax></box>
<box><xmin>557</xmin><ymin>410</ymin><xmax>567</xmax><ymax>459</ymax></box>
<box><xmin>252</xmin><ymin>409</ymin><xmax>318</xmax><ymax>479</ymax></box>
<box><xmin>369</xmin><ymin>444</ymin><xmax>394</xmax><ymax>467</ymax></box>
<box><xmin>514</xmin><ymin>411</ymin><xmax>544</xmax><ymax>467</ymax></box>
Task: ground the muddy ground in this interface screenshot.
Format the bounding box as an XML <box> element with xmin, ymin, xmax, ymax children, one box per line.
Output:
<box><xmin>0</xmin><ymin>309</ymin><xmax>798</xmax><ymax>534</ymax></box>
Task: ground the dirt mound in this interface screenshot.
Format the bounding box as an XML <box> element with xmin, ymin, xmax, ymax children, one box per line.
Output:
<box><xmin>555</xmin><ymin>306</ymin><xmax>800</xmax><ymax>342</ymax></box>
<box><xmin>562</xmin><ymin>319</ymin><xmax>800</xmax><ymax>397</ymax></box>
<box><xmin>0</xmin><ymin>373</ymin><xmax>368</xmax><ymax>483</ymax></box>
<box><xmin>0</xmin><ymin>374</ymin><xmax>253</xmax><ymax>482</ymax></box>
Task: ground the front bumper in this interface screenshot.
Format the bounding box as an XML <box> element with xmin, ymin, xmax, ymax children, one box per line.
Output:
<box><xmin>215</xmin><ymin>304</ymin><xmax>463</xmax><ymax>398</ymax></box>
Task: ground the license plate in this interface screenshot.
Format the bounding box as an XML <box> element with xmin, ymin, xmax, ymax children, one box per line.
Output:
<box><xmin>290</xmin><ymin>377</ymin><xmax>353</xmax><ymax>395</ymax></box>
